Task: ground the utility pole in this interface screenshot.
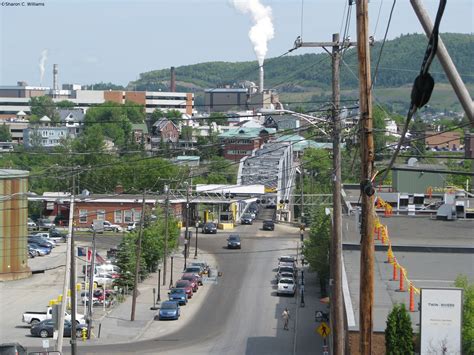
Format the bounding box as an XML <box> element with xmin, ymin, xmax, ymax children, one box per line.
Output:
<box><xmin>131</xmin><ymin>191</ymin><xmax>146</xmax><ymax>321</ymax></box>
<box><xmin>356</xmin><ymin>1</ymin><xmax>375</xmax><ymax>353</ymax></box>
<box><xmin>331</xmin><ymin>32</ymin><xmax>344</xmax><ymax>354</ymax></box>
<box><xmin>299</xmin><ymin>168</ymin><xmax>304</xmax><ymax>224</ymax></box>
<box><xmin>69</xmin><ymin>173</ymin><xmax>77</xmax><ymax>354</ymax></box>
<box><xmin>57</xmin><ymin>174</ymin><xmax>75</xmax><ymax>353</ymax></box>
<box><xmin>87</xmin><ymin>225</ymin><xmax>96</xmax><ymax>338</ymax></box>
<box><xmin>184</xmin><ymin>181</ymin><xmax>190</xmax><ymax>269</ymax></box>
<box><xmin>162</xmin><ymin>185</ymin><xmax>169</xmax><ymax>286</ymax></box>
<box><xmin>293</xmin><ymin>33</ymin><xmax>355</xmax><ymax>355</ymax></box>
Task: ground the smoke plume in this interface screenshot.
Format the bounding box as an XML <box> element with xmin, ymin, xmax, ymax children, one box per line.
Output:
<box><xmin>39</xmin><ymin>49</ymin><xmax>48</xmax><ymax>86</ymax></box>
<box><xmin>232</xmin><ymin>0</ymin><xmax>274</xmax><ymax>66</ymax></box>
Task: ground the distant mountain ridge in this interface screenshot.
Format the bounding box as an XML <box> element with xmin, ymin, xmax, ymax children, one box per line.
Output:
<box><xmin>126</xmin><ymin>33</ymin><xmax>473</xmax><ymax>93</ymax></box>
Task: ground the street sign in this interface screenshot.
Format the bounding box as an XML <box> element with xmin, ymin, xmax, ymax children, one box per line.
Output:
<box><xmin>317</xmin><ymin>322</ymin><xmax>331</xmax><ymax>338</ymax></box>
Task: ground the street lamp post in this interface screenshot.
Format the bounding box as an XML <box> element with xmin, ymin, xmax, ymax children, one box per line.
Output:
<box><xmin>194</xmin><ymin>221</ymin><xmax>199</xmax><ymax>259</ymax></box>
<box><xmin>169</xmin><ymin>256</ymin><xmax>174</xmax><ymax>288</ymax></box>
<box><xmin>157</xmin><ymin>268</ymin><xmax>161</xmax><ymax>302</ymax></box>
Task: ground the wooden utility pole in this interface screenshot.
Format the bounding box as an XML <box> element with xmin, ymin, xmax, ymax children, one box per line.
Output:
<box><xmin>331</xmin><ymin>32</ymin><xmax>344</xmax><ymax>354</ymax></box>
<box><xmin>293</xmin><ymin>33</ymin><xmax>356</xmax><ymax>355</ymax></box>
<box><xmin>131</xmin><ymin>192</ymin><xmax>146</xmax><ymax>321</ymax></box>
<box><xmin>69</xmin><ymin>175</ymin><xmax>77</xmax><ymax>354</ymax></box>
<box><xmin>356</xmin><ymin>1</ymin><xmax>375</xmax><ymax>353</ymax></box>
<box><xmin>162</xmin><ymin>185</ymin><xmax>170</xmax><ymax>286</ymax></box>
<box><xmin>57</xmin><ymin>174</ymin><xmax>75</xmax><ymax>353</ymax></box>
<box><xmin>87</xmin><ymin>227</ymin><xmax>96</xmax><ymax>338</ymax></box>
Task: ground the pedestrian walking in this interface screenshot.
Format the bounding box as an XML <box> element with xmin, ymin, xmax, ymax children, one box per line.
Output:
<box><xmin>282</xmin><ymin>308</ymin><xmax>290</xmax><ymax>330</ymax></box>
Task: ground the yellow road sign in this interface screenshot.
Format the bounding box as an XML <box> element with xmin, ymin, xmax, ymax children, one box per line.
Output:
<box><xmin>317</xmin><ymin>322</ymin><xmax>331</xmax><ymax>338</ymax></box>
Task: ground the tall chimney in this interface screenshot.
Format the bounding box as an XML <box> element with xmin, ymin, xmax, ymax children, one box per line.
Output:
<box><xmin>53</xmin><ymin>64</ymin><xmax>59</xmax><ymax>91</ymax></box>
<box><xmin>170</xmin><ymin>67</ymin><xmax>176</xmax><ymax>92</ymax></box>
<box><xmin>259</xmin><ymin>66</ymin><xmax>264</xmax><ymax>93</ymax></box>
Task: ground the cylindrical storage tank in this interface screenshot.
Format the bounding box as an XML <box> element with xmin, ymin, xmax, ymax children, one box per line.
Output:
<box><xmin>0</xmin><ymin>169</ymin><xmax>31</xmax><ymax>281</ymax></box>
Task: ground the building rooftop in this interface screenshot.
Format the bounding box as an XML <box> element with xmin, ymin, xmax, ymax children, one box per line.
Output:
<box><xmin>218</xmin><ymin>127</ymin><xmax>276</xmax><ymax>139</ymax></box>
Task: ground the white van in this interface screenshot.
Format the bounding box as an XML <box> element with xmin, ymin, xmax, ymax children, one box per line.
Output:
<box><xmin>95</xmin><ymin>264</ymin><xmax>120</xmax><ymax>275</ymax></box>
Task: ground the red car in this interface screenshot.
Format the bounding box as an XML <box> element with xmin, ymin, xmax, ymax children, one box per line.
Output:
<box><xmin>181</xmin><ymin>273</ymin><xmax>199</xmax><ymax>292</ymax></box>
<box><xmin>175</xmin><ymin>280</ymin><xmax>193</xmax><ymax>299</ymax></box>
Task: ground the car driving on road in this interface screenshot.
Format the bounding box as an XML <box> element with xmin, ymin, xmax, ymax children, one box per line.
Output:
<box><xmin>262</xmin><ymin>220</ymin><xmax>275</xmax><ymax>231</ymax></box>
<box><xmin>202</xmin><ymin>222</ymin><xmax>217</xmax><ymax>234</ymax></box>
<box><xmin>240</xmin><ymin>214</ymin><xmax>253</xmax><ymax>225</ymax></box>
<box><xmin>227</xmin><ymin>234</ymin><xmax>241</xmax><ymax>249</ymax></box>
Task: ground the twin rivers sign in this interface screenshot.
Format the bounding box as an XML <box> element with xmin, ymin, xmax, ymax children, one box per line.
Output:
<box><xmin>420</xmin><ymin>288</ymin><xmax>463</xmax><ymax>354</ymax></box>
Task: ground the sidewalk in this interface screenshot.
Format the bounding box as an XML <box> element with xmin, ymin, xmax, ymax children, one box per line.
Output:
<box><xmin>85</xmin><ymin>246</ymin><xmax>218</xmax><ymax>345</ymax></box>
<box><xmin>294</xmin><ymin>260</ymin><xmax>326</xmax><ymax>353</ymax></box>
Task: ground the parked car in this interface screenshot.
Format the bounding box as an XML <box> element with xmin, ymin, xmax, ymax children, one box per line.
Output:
<box><xmin>37</xmin><ymin>218</ymin><xmax>55</xmax><ymax>231</ymax></box>
<box><xmin>28</xmin><ymin>236</ymin><xmax>55</xmax><ymax>249</ymax></box>
<box><xmin>28</xmin><ymin>243</ymin><xmax>51</xmax><ymax>256</ymax></box>
<box><xmin>262</xmin><ymin>220</ymin><xmax>275</xmax><ymax>231</ymax></box>
<box><xmin>278</xmin><ymin>256</ymin><xmax>296</xmax><ymax>267</ymax></box>
<box><xmin>276</xmin><ymin>266</ymin><xmax>296</xmax><ymax>281</ymax></box>
<box><xmin>127</xmin><ymin>222</ymin><xmax>137</xmax><ymax>232</ymax></box>
<box><xmin>202</xmin><ymin>222</ymin><xmax>217</xmax><ymax>234</ymax></box>
<box><xmin>28</xmin><ymin>246</ymin><xmax>37</xmax><ymax>258</ymax></box>
<box><xmin>157</xmin><ymin>301</ymin><xmax>180</xmax><ymax>320</ymax></box>
<box><xmin>190</xmin><ymin>261</ymin><xmax>210</xmax><ymax>275</ymax></box>
<box><xmin>93</xmin><ymin>273</ymin><xmax>115</xmax><ymax>288</ymax></box>
<box><xmin>168</xmin><ymin>288</ymin><xmax>188</xmax><ymax>305</ymax></box>
<box><xmin>277</xmin><ymin>278</ymin><xmax>296</xmax><ymax>296</ymax></box>
<box><xmin>227</xmin><ymin>234</ymin><xmax>241</xmax><ymax>249</ymax></box>
<box><xmin>183</xmin><ymin>266</ymin><xmax>203</xmax><ymax>285</ymax></box>
<box><xmin>175</xmin><ymin>280</ymin><xmax>193</xmax><ymax>299</ymax></box>
<box><xmin>181</xmin><ymin>273</ymin><xmax>199</xmax><ymax>292</ymax></box>
<box><xmin>278</xmin><ymin>272</ymin><xmax>295</xmax><ymax>281</ymax></box>
<box><xmin>240</xmin><ymin>214</ymin><xmax>253</xmax><ymax>225</ymax></box>
<box><xmin>32</xmin><ymin>232</ymin><xmax>60</xmax><ymax>245</ymax></box>
<box><xmin>30</xmin><ymin>319</ymin><xmax>88</xmax><ymax>338</ymax></box>
<box><xmin>22</xmin><ymin>306</ymin><xmax>85</xmax><ymax>326</ymax></box>
<box><xmin>49</xmin><ymin>228</ymin><xmax>67</xmax><ymax>242</ymax></box>
<box><xmin>27</xmin><ymin>218</ymin><xmax>38</xmax><ymax>231</ymax></box>
<box><xmin>90</xmin><ymin>220</ymin><xmax>123</xmax><ymax>233</ymax></box>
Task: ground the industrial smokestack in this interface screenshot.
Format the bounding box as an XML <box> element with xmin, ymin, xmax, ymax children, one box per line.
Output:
<box><xmin>259</xmin><ymin>66</ymin><xmax>264</xmax><ymax>93</ymax></box>
<box><xmin>170</xmin><ymin>67</ymin><xmax>176</xmax><ymax>92</ymax></box>
<box><xmin>53</xmin><ymin>64</ymin><xmax>59</xmax><ymax>91</ymax></box>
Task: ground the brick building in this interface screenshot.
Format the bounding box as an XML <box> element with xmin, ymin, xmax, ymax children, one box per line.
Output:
<box><xmin>218</xmin><ymin>127</ymin><xmax>276</xmax><ymax>160</ymax></box>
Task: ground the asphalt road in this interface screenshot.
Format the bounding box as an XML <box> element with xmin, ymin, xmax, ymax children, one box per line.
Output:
<box><xmin>80</xmin><ymin>219</ymin><xmax>302</xmax><ymax>355</ymax></box>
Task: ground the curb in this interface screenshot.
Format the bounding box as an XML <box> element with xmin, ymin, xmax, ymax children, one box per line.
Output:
<box><xmin>343</xmin><ymin>243</ymin><xmax>474</xmax><ymax>254</ymax></box>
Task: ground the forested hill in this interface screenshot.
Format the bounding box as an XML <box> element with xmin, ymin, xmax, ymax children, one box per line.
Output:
<box><xmin>127</xmin><ymin>33</ymin><xmax>473</xmax><ymax>93</ymax></box>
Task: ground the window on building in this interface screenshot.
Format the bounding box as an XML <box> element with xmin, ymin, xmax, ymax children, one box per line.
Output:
<box><xmin>97</xmin><ymin>210</ymin><xmax>106</xmax><ymax>221</ymax></box>
<box><xmin>114</xmin><ymin>210</ymin><xmax>122</xmax><ymax>223</ymax></box>
<box><xmin>133</xmin><ymin>210</ymin><xmax>141</xmax><ymax>222</ymax></box>
<box><xmin>79</xmin><ymin>209</ymin><xmax>88</xmax><ymax>223</ymax></box>
<box><xmin>124</xmin><ymin>210</ymin><xmax>133</xmax><ymax>223</ymax></box>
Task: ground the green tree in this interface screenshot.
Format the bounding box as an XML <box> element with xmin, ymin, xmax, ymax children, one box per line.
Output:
<box><xmin>166</xmin><ymin>109</ymin><xmax>182</xmax><ymax>125</ymax></box>
<box><xmin>302</xmin><ymin>148</ymin><xmax>332</xmax><ymax>193</ymax></box>
<box><xmin>0</xmin><ymin>124</ymin><xmax>12</xmax><ymax>141</ymax></box>
<box><xmin>455</xmin><ymin>275</ymin><xmax>474</xmax><ymax>354</ymax></box>
<box><xmin>150</xmin><ymin>109</ymin><xmax>165</xmax><ymax>124</ymax></box>
<box><xmin>385</xmin><ymin>303</ymin><xmax>414</xmax><ymax>354</ymax></box>
<box><xmin>373</xmin><ymin>106</ymin><xmax>387</xmax><ymax>157</ymax></box>
<box><xmin>302</xmin><ymin>207</ymin><xmax>331</xmax><ymax>296</ymax></box>
<box><xmin>29</xmin><ymin>96</ymin><xmax>59</xmax><ymax>123</ymax></box>
<box><xmin>56</xmin><ymin>100</ymin><xmax>75</xmax><ymax>109</ymax></box>
<box><xmin>410</xmin><ymin>117</ymin><xmax>426</xmax><ymax>155</ymax></box>
<box><xmin>181</xmin><ymin>125</ymin><xmax>194</xmax><ymax>141</ymax></box>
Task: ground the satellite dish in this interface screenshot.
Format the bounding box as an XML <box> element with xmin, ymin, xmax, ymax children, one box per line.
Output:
<box><xmin>407</xmin><ymin>158</ymin><xmax>418</xmax><ymax>167</ymax></box>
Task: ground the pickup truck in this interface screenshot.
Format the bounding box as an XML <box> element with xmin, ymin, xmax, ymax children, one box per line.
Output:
<box><xmin>22</xmin><ymin>306</ymin><xmax>85</xmax><ymax>326</ymax></box>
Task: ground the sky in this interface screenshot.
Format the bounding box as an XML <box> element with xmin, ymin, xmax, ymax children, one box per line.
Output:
<box><xmin>0</xmin><ymin>0</ymin><xmax>472</xmax><ymax>87</ymax></box>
